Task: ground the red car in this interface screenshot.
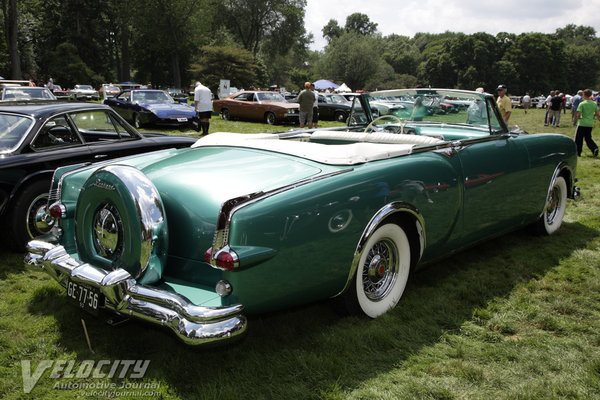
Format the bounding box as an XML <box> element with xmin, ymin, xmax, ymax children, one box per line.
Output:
<box><xmin>212</xmin><ymin>91</ymin><xmax>299</xmax><ymax>125</ymax></box>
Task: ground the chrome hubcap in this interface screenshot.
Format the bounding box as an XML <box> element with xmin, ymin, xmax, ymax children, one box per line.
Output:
<box><xmin>26</xmin><ymin>193</ymin><xmax>53</xmax><ymax>238</ymax></box>
<box><xmin>362</xmin><ymin>238</ymin><xmax>398</xmax><ymax>301</ymax></box>
<box><xmin>93</xmin><ymin>203</ymin><xmax>123</xmax><ymax>258</ymax></box>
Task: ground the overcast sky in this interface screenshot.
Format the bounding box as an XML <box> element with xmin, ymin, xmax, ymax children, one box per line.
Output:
<box><xmin>305</xmin><ymin>0</ymin><xmax>600</xmax><ymax>51</ymax></box>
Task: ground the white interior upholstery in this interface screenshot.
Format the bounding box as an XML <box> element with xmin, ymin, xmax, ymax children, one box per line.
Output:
<box><xmin>311</xmin><ymin>130</ymin><xmax>443</xmax><ymax>145</ymax></box>
<box><xmin>192</xmin><ymin>132</ymin><xmax>416</xmax><ymax>165</ymax></box>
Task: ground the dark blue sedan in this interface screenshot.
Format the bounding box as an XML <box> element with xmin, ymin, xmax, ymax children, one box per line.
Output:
<box><xmin>104</xmin><ymin>89</ymin><xmax>197</xmax><ymax>129</ymax></box>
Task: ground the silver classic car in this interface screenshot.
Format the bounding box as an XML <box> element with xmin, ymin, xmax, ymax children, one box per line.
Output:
<box><xmin>26</xmin><ymin>89</ymin><xmax>579</xmax><ymax>346</ymax></box>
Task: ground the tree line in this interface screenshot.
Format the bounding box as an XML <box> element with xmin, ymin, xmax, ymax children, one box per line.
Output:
<box><xmin>1</xmin><ymin>0</ymin><xmax>599</xmax><ymax>96</ymax></box>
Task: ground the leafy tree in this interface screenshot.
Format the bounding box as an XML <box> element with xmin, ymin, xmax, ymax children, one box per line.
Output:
<box><xmin>46</xmin><ymin>42</ymin><xmax>95</xmax><ymax>87</ymax></box>
<box><xmin>131</xmin><ymin>0</ymin><xmax>214</xmax><ymax>88</ymax></box>
<box><xmin>322</xmin><ymin>19</ymin><xmax>342</xmax><ymax>43</ymax></box>
<box><xmin>317</xmin><ymin>32</ymin><xmax>382</xmax><ymax>90</ymax></box>
<box><xmin>556</xmin><ymin>24</ymin><xmax>597</xmax><ymax>44</ymax></box>
<box><xmin>1</xmin><ymin>0</ymin><xmax>21</xmax><ymax>78</ymax></box>
<box><xmin>218</xmin><ymin>0</ymin><xmax>306</xmax><ymax>56</ymax></box>
<box><xmin>344</xmin><ymin>13</ymin><xmax>377</xmax><ymax>36</ymax></box>
<box><xmin>382</xmin><ymin>34</ymin><xmax>419</xmax><ymax>76</ymax></box>
<box><xmin>189</xmin><ymin>45</ymin><xmax>258</xmax><ymax>93</ymax></box>
<box><xmin>503</xmin><ymin>33</ymin><xmax>565</xmax><ymax>94</ymax></box>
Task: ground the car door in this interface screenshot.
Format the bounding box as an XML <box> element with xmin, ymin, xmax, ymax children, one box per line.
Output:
<box><xmin>455</xmin><ymin>134</ymin><xmax>531</xmax><ymax>243</ymax></box>
<box><xmin>18</xmin><ymin>113</ymin><xmax>92</xmax><ymax>173</ymax></box>
<box><xmin>68</xmin><ymin>109</ymin><xmax>151</xmax><ymax>161</ymax></box>
<box><xmin>224</xmin><ymin>93</ymin><xmax>247</xmax><ymax>120</ymax></box>
<box><xmin>318</xmin><ymin>95</ymin><xmax>332</xmax><ymax>119</ymax></box>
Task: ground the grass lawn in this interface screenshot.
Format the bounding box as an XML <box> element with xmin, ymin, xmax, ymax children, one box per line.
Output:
<box><xmin>1</xmin><ymin>108</ymin><xmax>600</xmax><ymax>399</ymax></box>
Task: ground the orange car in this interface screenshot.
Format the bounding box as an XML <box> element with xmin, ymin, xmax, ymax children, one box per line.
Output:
<box><xmin>213</xmin><ymin>91</ymin><xmax>299</xmax><ymax>125</ymax></box>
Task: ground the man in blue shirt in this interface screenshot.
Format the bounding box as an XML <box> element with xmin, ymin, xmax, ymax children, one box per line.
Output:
<box><xmin>571</xmin><ymin>90</ymin><xmax>583</xmax><ymax>126</ymax></box>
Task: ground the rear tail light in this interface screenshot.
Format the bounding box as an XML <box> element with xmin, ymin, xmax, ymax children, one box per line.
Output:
<box><xmin>48</xmin><ymin>202</ymin><xmax>67</xmax><ymax>219</ymax></box>
<box><xmin>204</xmin><ymin>246</ymin><xmax>239</xmax><ymax>271</ymax></box>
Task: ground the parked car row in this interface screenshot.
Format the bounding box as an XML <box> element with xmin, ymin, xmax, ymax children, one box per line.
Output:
<box><xmin>21</xmin><ymin>88</ymin><xmax>579</xmax><ymax>348</ymax></box>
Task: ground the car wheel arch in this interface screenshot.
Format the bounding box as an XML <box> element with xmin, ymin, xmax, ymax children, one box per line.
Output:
<box><xmin>337</xmin><ymin>202</ymin><xmax>425</xmax><ymax>299</ymax></box>
<box><xmin>7</xmin><ymin>177</ymin><xmax>55</xmax><ymax>250</ymax></box>
<box><xmin>333</xmin><ymin>203</ymin><xmax>424</xmax><ymax>318</ymax></box>
<box><xmin>6</xmin><ymin>170</ymin><xmax>54</xmax><ymax>211</ymax></box>
<box><xmin>264</xmin><ymin>111</ymin><xmax>277</xmax><ymax>125</ymax></box>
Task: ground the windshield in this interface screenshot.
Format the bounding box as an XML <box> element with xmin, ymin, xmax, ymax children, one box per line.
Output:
<box><xmin>76</xmin><ymin>85</ymin><xmax>93</xmax><ymax>90</ymax></box>
<box><xmin>324</xmin><ymin>94</ymin><xmax>350</xmax><ymax>104</ymax></box>
<box><xmin>356</xmin><ymin>89</ymin><xmax>505</xmax><ymax>134</ymax></box>
<box><xmin>0</xmin><ymin>113</ymin><xmax>34</xmax><ymax>153</ymax></box>
<box><xmin>131</xmin><ymin>90</ymin><xmax>174</xmax><ymax>104</ymax></box>
<box><xmin>3</xmin><ymin>87</ymin><xmax>56</xmax><ymax>100</ymax></box>
<box><xmin>256</xmin><ymin>92</ymin><xmax>285</xmax><ymax>102</ymax></box>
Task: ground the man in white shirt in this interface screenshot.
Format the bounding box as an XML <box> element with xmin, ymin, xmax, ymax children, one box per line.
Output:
<box><xmin>194</xmin><ymin>81</ymin><xmax>213</xmax><ymax>135</ymax></box>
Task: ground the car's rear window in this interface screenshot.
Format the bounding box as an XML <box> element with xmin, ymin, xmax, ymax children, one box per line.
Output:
<box><xmin>0</xmin><ymin>113</ymin><xmax>34</xmax><ymax>153</ymax></box>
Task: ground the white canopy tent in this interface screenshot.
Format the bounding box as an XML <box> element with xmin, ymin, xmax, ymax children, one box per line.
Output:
<box><xmin>335</xmin><ymin>83</ymin><xmax>352</xmax><ymax>93</ymax></box>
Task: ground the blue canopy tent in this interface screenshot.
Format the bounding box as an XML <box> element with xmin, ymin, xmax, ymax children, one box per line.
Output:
<box><xmin>313</xmin><ymin>79</ymin><xmax>339</xmax><ymax>90</ymax></box>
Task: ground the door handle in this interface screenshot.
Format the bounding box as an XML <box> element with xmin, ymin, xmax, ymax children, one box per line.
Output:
<box><xmin>94</xmin><ymin>154</ymin><xmax>108</xmax><ymax>159</ymax></box>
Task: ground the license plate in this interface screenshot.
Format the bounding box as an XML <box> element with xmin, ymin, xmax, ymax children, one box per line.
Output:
<box><xmin>177</xmin><ymin>117</ymin><xmax>188</xmax><ymax>122</ymax></box>
<box><xmin>66</xmin><ymin>279</ymin><xmax>103</xmax><ymax>315</ymax></box>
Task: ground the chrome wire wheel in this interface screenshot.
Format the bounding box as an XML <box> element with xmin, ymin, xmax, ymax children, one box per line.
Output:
<box><xmin>355</xmin><ymin>223</ymin><xmax>411</xmax><ymax>318</ymax></box>
<box><xmin>362</xmin><ymin>238</ymin><xmax>399</xmax><ymax>301</ymax></box>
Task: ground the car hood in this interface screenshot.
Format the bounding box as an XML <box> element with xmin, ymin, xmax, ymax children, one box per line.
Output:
<box><xmin>139</xmin><ymin>102</ymin><xmax>196</xmax><ymax>117</ymax></box>
<box><xmin>73</xmin><ymin>89</ymin><xmax>97</xmax><ymax>94</ymax></box>
<box><xmin>136</xmin><ymin>146</ymin><xmax>323</xmax><ymax>259</ymax></box>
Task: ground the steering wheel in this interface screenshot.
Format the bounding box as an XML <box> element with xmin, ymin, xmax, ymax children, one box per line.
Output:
<box><xmin>364</xmin><ymin>115</ymin><xmax>403</xmax><ymax>133</ymax></box>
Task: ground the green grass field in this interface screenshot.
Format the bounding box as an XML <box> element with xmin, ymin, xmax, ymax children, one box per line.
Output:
<box><xmin>1</xmin><ymin>108</ymin><xmax>600</xmax><ymax>399</ymax></box>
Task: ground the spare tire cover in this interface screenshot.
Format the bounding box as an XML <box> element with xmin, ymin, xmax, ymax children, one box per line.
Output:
<box><xmin>75</xmin><ymin>165</ymin><xmax>168</xmax><ymax>284</ymax></box>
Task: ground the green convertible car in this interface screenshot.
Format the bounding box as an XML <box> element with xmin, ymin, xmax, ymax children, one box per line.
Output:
<box><xmin>26</xmin><ymin>89</ymin><xmax>579</xmax><ymax>346</ymax></box>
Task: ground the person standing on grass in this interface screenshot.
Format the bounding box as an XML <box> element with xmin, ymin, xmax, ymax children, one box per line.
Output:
<box><xmin>574</xmin><ymin>88</ymin><xmax>600</xmax><ymax>157</ymax></box>
<box><xmin>297</xmin><ymin>82</ymin><xmax>315</xmax><ymax>129</ymax></box>
<box><xmin>571</xmin><ymin>90</ymin><xmax>583</xmax><ymax>126</ymax></box>
<box><xmin>544</xmin><ymin>91</ymin><xmax>554</xmax><ymax>126</ymax></box>
<box><xmin>496</xmin><ymin>84</ymin><xmax>511</xmax><ymax>123</ymax></box>
<box><xmin>194</xmin><ymin>81</ymin><xmax>212</xmax><ymax>136</ymax></box>
<box><xmin>522</xmin><ymin>92</ymin><xmax>531</xmax><ymax>113</ymax></box>
<box><xmin>548</xmin><ymin>91</ymin><xmax>563</xmax><ymax>127</ymax></box>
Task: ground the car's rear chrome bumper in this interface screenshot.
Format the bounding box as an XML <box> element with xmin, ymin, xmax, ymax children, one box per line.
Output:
<box><xmin>25</xmin><ymin>239</ymin><xmax>247</xmax><ymax>346</ymax></box>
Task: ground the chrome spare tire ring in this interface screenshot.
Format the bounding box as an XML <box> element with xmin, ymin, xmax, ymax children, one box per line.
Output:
<box><xmin>75</xmin><ymin>165</ymin><xmax>168</xmax><ymax>285</ymax></box>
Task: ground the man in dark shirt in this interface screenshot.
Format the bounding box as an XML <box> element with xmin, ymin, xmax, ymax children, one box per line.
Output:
<box><xmin>548</xmin><ymin>91</ymin><xmax>563</xmax><ymax>127</ymax></box>
<box><xmin>297</xmin><ymin>82</ymin><xmax>316</xmax><ymax>129</ymax></box>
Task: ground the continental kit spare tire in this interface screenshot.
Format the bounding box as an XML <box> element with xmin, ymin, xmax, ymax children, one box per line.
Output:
<box><xmin>75</xmin><ymin>165</ymin><xmax>168</xmax><ymax>284</ymax></box>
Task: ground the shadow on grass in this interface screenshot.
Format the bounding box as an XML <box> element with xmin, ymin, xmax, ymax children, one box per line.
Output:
<box><xmin>26</xmin><ymin>221</ymin><xmax>598</xmax><ymax>399</ymax></box>
<box><xmin>0</xmin><ymin>248</ymin><xmax>27</xmax><ymax>278</ymax></box>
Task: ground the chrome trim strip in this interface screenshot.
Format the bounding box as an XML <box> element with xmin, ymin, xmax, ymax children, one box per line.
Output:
<box><xmin>206</xmin><ymin>168</ymin><xmax>353</xmax><ymax>268</ymax></box>
<box><xmin>335</xmin><ymin>202</ymin><xmax>426</xmax><ymax>297</ymax></box>
<box><xmin>25</xmin><ymin>240</ymin><xmax>246</xmax><ymax>345</ymax></box>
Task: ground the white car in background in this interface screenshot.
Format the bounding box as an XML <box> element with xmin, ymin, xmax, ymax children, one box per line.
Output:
<box><xmin>70</xmin><ymin>84</ymin><xmax>100</xmax><ymax>101</ymax></box>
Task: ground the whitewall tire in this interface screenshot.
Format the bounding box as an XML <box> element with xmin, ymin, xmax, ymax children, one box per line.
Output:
<box><xmin>355</xmin><ymin>223</ymin><xmax>411</xmax><ymax>318</ymax></box>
